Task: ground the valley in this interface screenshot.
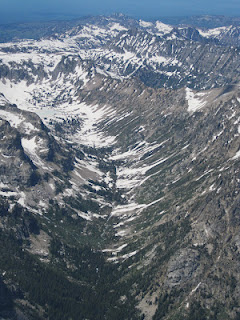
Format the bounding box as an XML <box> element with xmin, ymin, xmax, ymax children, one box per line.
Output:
<box><xmin>0</xmin><ymin>14</ymin><xmax>240</xmax><ymax>319</ymax></box>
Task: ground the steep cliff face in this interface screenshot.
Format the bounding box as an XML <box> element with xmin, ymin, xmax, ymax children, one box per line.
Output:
<box><xmin>0</xmin><ymin>15</ymin><xmax>240</xmax><ymax>320</ymax></box>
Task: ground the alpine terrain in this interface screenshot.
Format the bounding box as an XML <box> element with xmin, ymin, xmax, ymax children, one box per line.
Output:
<box><xmin>0</xmin><ymin>14</ymin><xmax>240</xmax><ymax>319</ymax></box>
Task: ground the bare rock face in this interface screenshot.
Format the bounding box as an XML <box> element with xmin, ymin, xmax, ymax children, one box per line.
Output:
<box><xmin>166</xmin><ymin>249</ymin><xmax>200</xmax><ymax>287</ymax></box>
<box><xmin>0</xmin><ymin>118</ymin><xmax>35</xmax><ymax>187</ymax></box>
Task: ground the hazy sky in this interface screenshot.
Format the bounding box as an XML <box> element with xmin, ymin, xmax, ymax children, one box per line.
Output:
<box><xmin>1</xmin><ymin>0</ymin><xmax>240</xmax><ymax>23</ymax></box>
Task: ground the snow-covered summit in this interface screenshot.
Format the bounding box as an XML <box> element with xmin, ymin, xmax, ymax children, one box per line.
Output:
<box><xmin>198</xmin><ymin>25</ymin><xmax>232</xmax><ymax>38</ymax></box>
<box><xmin>139</xmin><ymin>19</ymin><xmax>173</xmax><ymax>36</ymax></box>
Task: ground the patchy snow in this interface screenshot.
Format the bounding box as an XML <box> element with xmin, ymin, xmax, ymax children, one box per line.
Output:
<box><xmin>110</xmin><ymin>140</ymin><xmax>169</xmax><ymax>189</ymax></box>
<box><xmin>74</xmin><ymin>66</ymin><xmax>89</xmax><ymax>86</ymax></box>
<box><xmin>75</xmin><ymin>158</ymin><xmax>103</xmax><ymax>179</ymax></box>
<box><xmin>22</xmin><ymin>136</ymin><xmax>38</xmax><ymax>154</ymax></box>
<box><xmin>150</xmin><ymin>55</ymin><xmax>168</xmax><ymax>65</ymax></box>
<box><xmin>77</xmin><ymin>212</ymin><xmax>92</xmax><ymax>221</ymax></box>
<box><xmin>0</xmin><ymin>94</ymin><xmax>10</xmax><ymax>105</ymax></box>
<box><xmin>190</xmin><ymin>282</ymin><xmax>202</xmax><ymax>295</ymax></box>
<box><xmin>104</xmin><ymin>172</ymin><xmax>114</xmax><ymax>185</ymax></box>
<box><xmin>115</xmin><ymin>146</ymin><xmax>175</xmax><ymax>189</ymax></box>
<box><xmin>195</xmin><ymin>169</ymin><xmax>213</xmax><ymax>182</ymax></box>
<box><xmin>0</xmin><ymin>27</ymin><xmax>221</xmax><ymax>235</ymax></box>
<box><xmin>0</xmin><ymin>76</ymin><xmax>116</xmax><ymax>149</ymax></box>
<box><xmin>110</xmin><ymin>23</ymin><xmax>128</xmax><ymax>32</ymax></box>
<box><xmin>0</xmin><ymin>110</ymin><xmax>24</xmax><ymax>127</ymax></box>
<box><xmin>0</xmin><ymin>182</ymin><xmax>10</xmax><ymax>189</ymax></box>
<box><xmin>139</xmin><ymin>20</ymin><xmax>153</xmax><ymax>28</ymax></box>
<box><xmin>107</xmin><ymin>257</ymin><xmax>119</xmax><ymax>262</ymax></box>
<box><xmin>209</xmin><ymin>184</ymin><xmax>216</xmax><ymax>191</ymax></box>
<box><xmin>0</xmin><ymin>108</ymin><xmax>38</xmax><ymax>134</ymax></box>
<box><xmin>105</xmin><ymin>247</ymin><xmax>138</xmax><ymax>262</ymax></box>
<box><xmin>115</xmin><ymin>228</ymin><xmax>130</xmax><ymax>237</ymax></box>
<box><xmin>155</xmin><ymin>21</ymin><xmax>173</xmax><ymax>35</ymax></box>
<box><xmin>0</xmin><ymin>79</ymin><xmax>35</xmax><ymax>109</ymax></box>
<box><xmin>232</xmin><ymin>150</ymin><xmax>240</xmax><ymax>160</ymax></box>
<box><xmin>22</xmin><ymin>122</ymin><xmax>38</xmax><ymax>134</ymax></box>
<box><xmin>234</xmin><ymin>116</ymin><xmax>240</xmax><ymax>125</ymax></box>
<box><xmin>39</xmin><ymin>200</ymin><xmax>47</xmax><ymax>208</ymax></box>
<box><xmin>198</xmin><ymin>26</ymin><xmax>230</xmax><ymax>38</ymax></box>
<box><xmin>149</xmin><ymin>55</ymin><xmax>179</xmax><ymax>67</ymax></box>
<box><xmin>18</xmin><ymin>192</ymin><xmax>26</xmax><ymax>206</ymax></box>
<box><xmin>212</xmin><ymin>130</ymin><xmax>224</xmax><ymax>141</ymax></box>
<box><xmin>21</xmin><ymin>136</ymin><xmax>48</xmax><ymax>168</ymax></box>
<box><xmin>111</xmin><ymin>202</ymin><xmax>146</xmax><ymax>217</ymax></box>
<box><xmin>102</xmin><ymin>243</ymin><xmax>128</xmax><ymax>254</ymax></box>
<box><xmin>122</xmin><ymin>250</ymin><xmax>138</xmax><ymax>259</ymax></box>
<box><xmin>63</xmin><ymin>188</ymin><xmax>74</xmax><ymax>197</ymax></box>
<box><xmin>111</xmin><ymin>139</ymin><xmax>167</xmax><ymax>162</ymax></box>
<box><xmin>186</xmin><ymin>88</ymin><xmax>207</xmax><ymax>113</ymax></box>
<box><xmin>71</xmin><ymin>103</ymin><xmax>116</xmax><ymax>147</ymax></box>
<box><xmin>144</xmin><ymin>197</ymin><xmax>164</xmax><ymax>208</ymax></box>
<box><xmin>0</xmin><ymin>190</ymin><xmax>18</xmax><ymax>197</ymax></box>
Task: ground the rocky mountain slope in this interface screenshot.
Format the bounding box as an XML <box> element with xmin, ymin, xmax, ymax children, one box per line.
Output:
<box><xmin>0</xmin><ymin>14</ymin><xmax>240</xmax><ymax>320</ymax></box>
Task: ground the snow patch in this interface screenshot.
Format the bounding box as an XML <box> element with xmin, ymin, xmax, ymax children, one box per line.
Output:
<box><xmin>139</xmin><ymin>20</ymin><xmax>153</xmax><ymax>28</ymax></box>
<box><xmin>111</xmin><ymin>202</ymin><xmax>146</xmax><ymax>217</ymax></box>
<box><xmin>18</xmin><ymin>192</ymin><xmax>26</xmax><ymax>206</ymax></box>
<box><xmin>198</xmin><ymin>26</ymin><xmax>230</xmax><ymax>38</ymax></box>
<box><xmin>0</xmin><ymin>94</ymin><xmax>10</xmax><ymax>105</ymax></box>
<box><xmin>186</xmin><ymin>88</ymin><xmax>207</xmax><ymax>113</ymax></box>
<box><xmin>102</xmin><ymin>243</ymin><xmax>128</xmax><ymax>254</ymax></box>
<box><xmin>110</xmin><ymin>23</ymin><xmax>127</xmax><ymax>32</ymax></box>
<box><xmin>0</xmin><ymin>110</ymin><xmax>24</xmax><ymax>127</ymax></box>
<box><xmin>122</xmin><ymin>250</ymin><xmax>138</xmax><ymax>259</ymax></box>
<box><xmin>190</xmin><ymin>282</ymin><xmax>202</xmax><ymax>295</ymax></box>
<box><xmin>22</xmin><ymin>136</ymin><xmax>38</xmax><ymax>154</ymax></box>
<box><xmin>232</xmin><ymin>150</ymin><xmax>240</xmax><ymax>160</ymax></box>
<box><xmin>155</xmin><ymin>21</ymin><xmax>173</xmax><ymax>35</ymax></box>
<box><xmin>0</xmin><ymin>190</ymin><xmax>18</xmax><ymax>197</ymax></box>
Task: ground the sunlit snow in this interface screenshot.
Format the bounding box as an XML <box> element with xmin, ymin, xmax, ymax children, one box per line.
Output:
<box><xmin>186</xmin><ymin>88</ymin><xmax>207</xmax><ymax>112</ymax></box>
<box><xmin>155</xmin><ymin>21</ymin><xmax>173</xmax><ymax>35</ymax></box>
<box><xmin>198</xmin><ymin>26</ymin><xmax>230</xmax><ymax>38</ymax></box>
